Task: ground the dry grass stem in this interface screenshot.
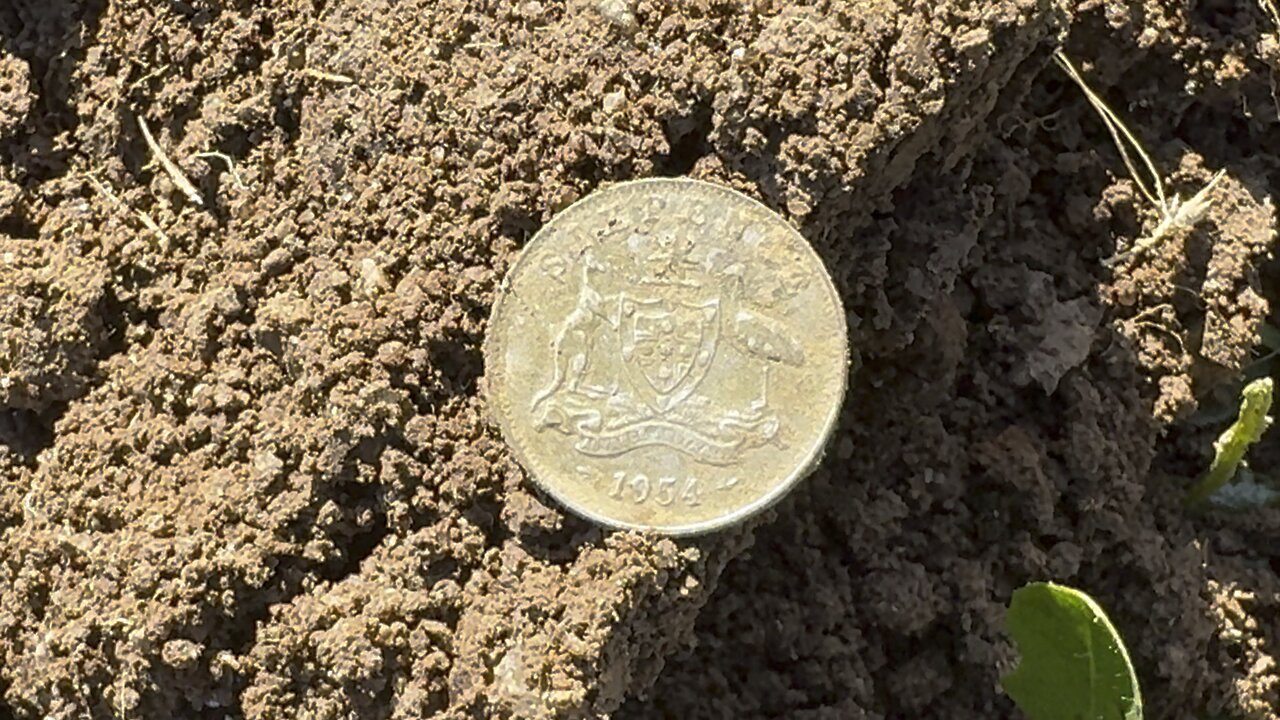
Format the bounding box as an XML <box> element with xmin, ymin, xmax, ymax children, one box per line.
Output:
<box><xmin>302</xmin><ymin>67</ymin><xmax>355</xmax><ymax>84</ymax></box>
<box><xmin>1262</xmin><ymin>0</ymin><xmax>1280</xmax><ymax>28</ymax></box>
<box><xmin>1055</xmin><ymin>51</ymin><xmax>1167</xmax><ymax>213</ymax></box>
<box><xmin>137</xmin><ymin>115</ymin><xmax>204</xmax><ymax>207</ymax></box>
<box><xmin>194</xmin><ymin>151</ymin><xmax>247</xmax><ymax>190</ymax></box>
<box><xmin>1054</xmin><ymin>50</ymin><xmax>1227</xmax><ymax>268</ymax></box>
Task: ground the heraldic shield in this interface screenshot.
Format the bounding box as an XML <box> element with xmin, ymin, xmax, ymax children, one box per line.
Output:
<box><xmin>619</xmin><ymin>294</ymin><xmax>720</xmax><ymax>414</ymax></box>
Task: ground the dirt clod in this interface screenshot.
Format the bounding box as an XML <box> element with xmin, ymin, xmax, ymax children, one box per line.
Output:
<box><xmin>0</xmin><ymin>238</ymin><xmax>107</xmax><ymax>412</ymax></box>
<box><xmin>0</xmin><ymin>54</ymin><xmax>31</xmax><ymax>136</ymax></box>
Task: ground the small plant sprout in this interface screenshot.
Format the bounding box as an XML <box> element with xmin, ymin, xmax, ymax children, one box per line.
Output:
<box><xmin>1002</xmin><ymin>582</ymin><xmax>1143</xmax><ymax>720</ymax></box>
<box><xmin>1185</xmin><ymin>377</ymin><xmax>1275</xmax><ymax>508</ymax></box>
<box><xmin>1054</xmin><ymin>50</ymin><xmax>1226</xmax><ymax>268</ymax></box>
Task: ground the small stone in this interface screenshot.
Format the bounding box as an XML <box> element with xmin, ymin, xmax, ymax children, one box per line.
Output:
<box><xmin>596</xmin><ymin>0</ymin><xmax>637</xmax><ymax>30</ymax></box>
<box><xmin>955</xmin><ymin>28</ymin><xmax>991</xmax><ymax>54</ymax></box>
<box><xmin>359</xmin><ymin>257</ymin><xmax>390</xmax><ymax>296</ymax></box>
<box><xmin>161</xmin><ymin>639</ymin><xmax>203</xmax><ymax>670</ymax></box>
<box><xmin>261</xmin><ymin>247</ymin><xmax>293</xmax><ymax>276</ymax></box>
<box><xmin>602</xmin><ymin>88</ymin><xmax>626</xmax><ymax>114</ymax></box>
<box><xmin>1259</xmin><ymin>34</ymin><xmax>1280</xmax><ymax>67</ymax></box>
<box><xmin>252</xmin><ymin>451</ymin><xmax>284</xmax><ymax>478</ymax></box>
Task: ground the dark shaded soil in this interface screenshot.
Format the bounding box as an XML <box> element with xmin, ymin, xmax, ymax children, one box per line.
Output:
<box><xmin>0</xmin><ymin>0</ymin><xmax>1277</xmax><ymax>719</ymax></box>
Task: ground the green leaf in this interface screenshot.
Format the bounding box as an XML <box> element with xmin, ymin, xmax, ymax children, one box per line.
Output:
<box><xmin>1186</xmin><ymin>377</ymin><xmax>1274</xmax><ymax>508</ymax></box>
<box><xmin>1001</xmin><ymin>582</ymin><xmax>1143</xmax><ymax>720</ymax></box>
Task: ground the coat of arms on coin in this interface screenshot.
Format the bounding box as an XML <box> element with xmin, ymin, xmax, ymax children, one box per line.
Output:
<box><xmin>484</xmin><ymin>178</ymin><xmax>849</xmax><ymax>535</ymax></box>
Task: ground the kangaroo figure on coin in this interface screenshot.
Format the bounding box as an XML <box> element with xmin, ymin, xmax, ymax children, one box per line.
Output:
<box><xmin>532</xmin><ymin>250</ymin><xmax>616</xmax><ymax>429</ymax></box>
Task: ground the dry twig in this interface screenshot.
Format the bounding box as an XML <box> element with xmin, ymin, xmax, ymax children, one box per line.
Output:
<box><xmin>137</xmin><ymin>115</ymin><xmax>204</xmax><ymax>207</ymax></box>
<box><xmin>302</xmin><ymin>67</ymin><xmax>355</xmax><ymax>84</ymax></box>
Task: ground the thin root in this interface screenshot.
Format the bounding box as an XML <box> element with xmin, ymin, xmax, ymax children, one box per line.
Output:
<box><xmin>138</xmin><ymin>115</ymin><xmax>204</xmax><ymax>207</ymax></box>
<box><xmin>194</xmin><ymin>151</ymin><xmax>247</xmax><ymax>190</ymax></box>
<box><xmin>302</xmin><ymin>67</ymin><xmax>355</xmax><ymax>84</ymax></box>
<box><xmin>1103</xmin><ymin>170</ymin><xmax>1226</xmax><ymax>268</ymax></box>
<box><xmin>1128</xmin><ymin>302</ymin><xmax>1175</xmax><ymax>324</ymax></box>
<box><xmin>85</xmin><ymin>172</ymin><xmax>172</xmax><ymax>251</ymax></box>
<box><xmin>1270</xmin><ymin>73</ymin><xmax>1280</xmax><ymax>122</ymax></box>
<box><xmin>1262</xmin><ymin>0</ymin><xmax>1280</xmax><ymax>28</ymax></box>
<box><xmin>1124</xmin><ymin>303</ymin><xmax>1187</xmax><ymax>355</ymax></box>
<box><xmin>1055</xmin><ymin>50</ymin><xmax>1168</xmax><ymax>214</ymax></box>
<box><xmin>1055</xmin><ymin>51</ymin><xmax>1228</xmax><ymax>269</ymax></box>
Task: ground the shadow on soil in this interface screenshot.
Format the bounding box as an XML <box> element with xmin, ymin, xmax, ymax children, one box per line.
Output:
<box><xmin>620</xmin><ymin>10</ymin><xmax>1280</xmax><ymax>716</ymax></box>
<box><xmin>0</xmin><ymin>409</ymin><xmax>54</xmax><ymax>460</ymax></box>
<box><xmin>0</xmin><ymin>0</ymin><xmax>107</xmax><ymax>178</ymax></box>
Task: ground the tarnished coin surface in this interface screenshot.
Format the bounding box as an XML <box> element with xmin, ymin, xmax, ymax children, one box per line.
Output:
<box><xmin>484</xmin><ymin>178</ymin><xmax>848</xmax><ymax>535</ymax></box>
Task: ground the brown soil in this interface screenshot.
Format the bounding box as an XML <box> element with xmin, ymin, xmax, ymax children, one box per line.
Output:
<box><xmin>0</xmin><ymin>0</ymin><xmax>1278</xmax><ymax>719</ymax></box>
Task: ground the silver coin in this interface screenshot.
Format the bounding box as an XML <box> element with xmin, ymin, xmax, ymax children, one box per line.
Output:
<box><xmin>485</xmin><ymin>178</ymin><xmax>849</xmax><ymax>534</ymax></box>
